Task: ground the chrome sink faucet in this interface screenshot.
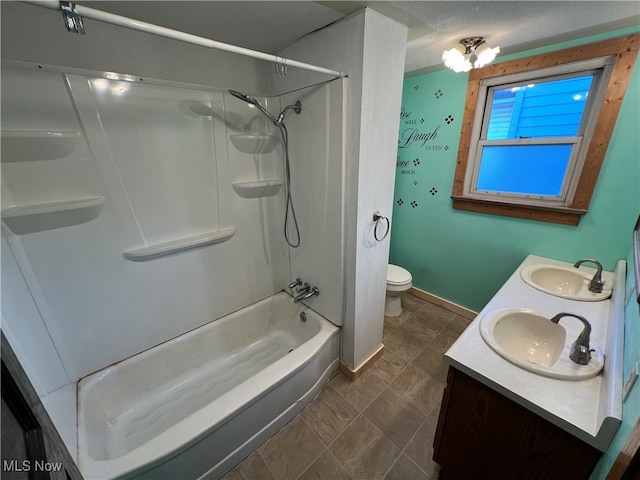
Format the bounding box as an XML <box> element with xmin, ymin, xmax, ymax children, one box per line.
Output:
<box><xmin>573</xmin><ymin>258</ymin><xmax>604</xmax><ymax>293</ymax></box>
<box><xmin>550</xmin><ymin>313</ymin><xmax>592</xmax><ymax>365</ymax></box>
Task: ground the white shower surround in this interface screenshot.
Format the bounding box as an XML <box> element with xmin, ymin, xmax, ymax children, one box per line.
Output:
<box><xmin>0</xmin><ymin>62</ymin><xmax>344</xmax><ymax>461</ymax></box>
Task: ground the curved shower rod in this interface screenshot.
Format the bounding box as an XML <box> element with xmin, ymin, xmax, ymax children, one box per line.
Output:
<box><xmin>23</xmin><ymin>0</ymin><xmax>346</xmax><ymax>79</ymax></box>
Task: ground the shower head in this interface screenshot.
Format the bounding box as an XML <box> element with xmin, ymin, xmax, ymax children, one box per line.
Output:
<box><xmin>228</xmin><ymin>89</ymin><xmax>279</xmax><ymax>126</ymax></box>
<box><xmin>228</xmin><ymin>89</ymin><xmax>257</xmax><ymax>105</ymax></box>
<box><xmin>228</xmin><ymin>90</ymin><xmax>302</xmax><ymax>126</ymax></box>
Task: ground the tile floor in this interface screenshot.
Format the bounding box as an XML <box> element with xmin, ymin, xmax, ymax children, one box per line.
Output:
<box><xmin>224</xmin><ymin>293</ymin><xmax>470</xmax><ymax>480</ymax></box>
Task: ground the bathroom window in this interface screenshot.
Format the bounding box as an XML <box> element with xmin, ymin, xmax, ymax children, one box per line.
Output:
<box><xmin>451</xmin><ymin>35</ymin><xmax>639</xmax><ymax>225</ymax></box>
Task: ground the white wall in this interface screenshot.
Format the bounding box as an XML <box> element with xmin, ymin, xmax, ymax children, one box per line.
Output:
<box><xmin>276</xmin><ymin>9</ymin><xmax>407</xmax><ymax>368</ymax></box>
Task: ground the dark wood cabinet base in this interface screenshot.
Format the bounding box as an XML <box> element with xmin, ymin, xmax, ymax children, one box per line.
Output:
<box><xmin>433</xmin><ymin>367</ymin><xmax>601</xmax><ymax>480</ymax></box>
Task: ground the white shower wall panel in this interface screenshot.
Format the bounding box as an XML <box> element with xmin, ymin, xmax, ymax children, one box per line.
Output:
<box><xmin>1</xmin><ymin>65</ymin><xmax>288</xmax><ymax>381</ymax></box>
<box><xmin>285</xmin><ymin>79</ymin><xmax>346</xmax><ymax>325</ymax></box>
<box><xmin>1</xmin><ymin>68</ymin><xmax>106</xmax><ymax>208</ymax></box>
<box><xmin>0</xmin><ymin>239</ymin><xmax>70</xmax><ymax>396</ymax></box>
<box><xmin>84</xmin><ymin>78</ymin><xmax>222</xmax><ymax>244</ymax></box>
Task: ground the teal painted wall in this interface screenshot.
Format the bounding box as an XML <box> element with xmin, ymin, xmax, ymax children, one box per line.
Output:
<box><xmin>391</xmin><ymin>25</ymin><xmax>640</xmax><ymax>478</ymax></box>
<box><xmin>390</xmin><ymin>27</ymin><xmax>640</xmax><ymax>312</ymax></box>
<box><xmin>590</xmin><ymin>248</ymin><xmax>640</xmax><ymax>478</ymax></box>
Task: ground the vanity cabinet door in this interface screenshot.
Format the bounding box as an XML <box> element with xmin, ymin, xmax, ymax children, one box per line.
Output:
<box><xmin>433</xmin><ymin>367</ymin><xmax>601</xmax><ymax>480</ymax></box>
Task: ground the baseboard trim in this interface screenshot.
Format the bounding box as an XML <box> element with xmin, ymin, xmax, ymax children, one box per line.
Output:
<box><xmin>339</xmin><ymin>343</ymin><xmax>384</xmax><ymax>382</ymax></box>
<box><xmin>408</xmin><ymin>287</ymin><xmax>477</xmax><ymax>320</ymax></box>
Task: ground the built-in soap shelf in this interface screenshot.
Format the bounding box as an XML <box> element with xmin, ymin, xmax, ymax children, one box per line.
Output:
<box><xmin>1</xmin><ymin>130</ymin><xmax>81</xmax><ymax>161</ymax></box>
<box><xmin>123</xmin><ymin>226</ymin><xmax>236</xmax><ymax>262</ymax></box>
<box><xmin>232</xmin><ymin>180</ymin><xmax>283</xmax><ymax>198</ymax></box>
<box><xmin>229</xmin><ymin>134</ymin><xmax>279</xmax><ymax>154</ymax></box>
<box><xmin>1</xmin><ymin>196</ymin><xmax>105</xmax><ymax>235</ymax></box>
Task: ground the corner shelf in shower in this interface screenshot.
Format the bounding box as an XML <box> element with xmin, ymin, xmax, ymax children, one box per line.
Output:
<box><xmin>1</xmin><ymin>196</ymin><xmax>105</xmax><ymax>234</ymax></box>
<box><xmin>123</xmin><ymin>226</ymin><xmax>236</xmax><ymax>262</ymax></box>
<box><xmin>229</xmin><ymin>134</ymin><xmax>279</xmax><ymax>154</ymax></box>
<box><xmin>1</xmin><ymin>130</ymin><xmax>81</xmax><ymax>161</ymax></box>
<box><xmin>232</xmin><ymin>180</ymin><xmax>283</xmax><ymax>198</ymax></box>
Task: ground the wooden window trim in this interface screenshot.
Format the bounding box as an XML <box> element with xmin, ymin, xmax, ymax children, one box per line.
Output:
<box><xmin>451</xmin><ymin>34</ymin><xmax>639</xmax><ymax>225</ymax></box>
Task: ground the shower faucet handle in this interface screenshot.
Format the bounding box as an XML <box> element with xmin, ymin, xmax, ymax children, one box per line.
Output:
<box><xmin>296</xmin><ymin>282</ymin><xmax>311</xmax><ymax>294</ymax></box>
<box><xmin>288</xmin><ymin>278</ymin><xmax>302</xmax><ymax>290</ymax></box>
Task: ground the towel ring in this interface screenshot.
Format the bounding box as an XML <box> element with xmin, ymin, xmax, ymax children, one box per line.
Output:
<box><xmin>372</xmin><ymin>211</ymin><xmax>390</xmax><ymax>242</ymax></box>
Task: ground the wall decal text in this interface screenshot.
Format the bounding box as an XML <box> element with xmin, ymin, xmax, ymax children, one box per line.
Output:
<box><xmin>398</xmin><ymin>125</ymin><xmax>441</xmax><ymax>150</ymax></box>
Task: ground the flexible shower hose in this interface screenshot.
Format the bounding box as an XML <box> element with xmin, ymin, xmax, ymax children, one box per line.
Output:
<box><xmin>278</xmin><ymin>123</ymin><xmax>301</xmax><ymax>248</ymax></box>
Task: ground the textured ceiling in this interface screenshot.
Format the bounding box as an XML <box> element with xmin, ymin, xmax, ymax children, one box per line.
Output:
<box><xmin>81</xmin><ymin>1</ymin><xmax>640</xmax><ymax>74</ymax></box>
<box><xmin>388</xmin><ymin>1</ymin><xmax>640</xmax><ymax>73</ymax></box>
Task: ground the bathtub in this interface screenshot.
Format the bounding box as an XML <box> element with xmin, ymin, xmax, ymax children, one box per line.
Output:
<box><xmin>77</xmin><ymin>292</ymin><xmax>340</xmax><ymax>479</ymax></box>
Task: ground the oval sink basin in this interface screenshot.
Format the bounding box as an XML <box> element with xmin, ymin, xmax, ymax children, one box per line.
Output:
<box><xmin>520</xmin><ymin>264</ymin><xmax>611</xmax><ymax>301</ymax></box>
<box><xmin>479</xmin><ymin>308</ymin><xmax>604</xmax><ymax>380</ymax></box>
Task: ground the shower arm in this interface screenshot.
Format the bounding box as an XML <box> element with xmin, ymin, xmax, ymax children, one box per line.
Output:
<box><xmin>24</xmin><ymin>1</ymin><xmax>345</xmax><ymax>78</ymax></box>
<box><xmin>277</xmin><ymin>102</ymin><xmax>302</xmax><ymax>125</ymax></box>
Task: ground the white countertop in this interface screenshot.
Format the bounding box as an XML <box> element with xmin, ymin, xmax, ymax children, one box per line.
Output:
<box><xmin>445</xmin><ymin>254</ymin><xmax>625</xmax><ymax>451</ymax></box>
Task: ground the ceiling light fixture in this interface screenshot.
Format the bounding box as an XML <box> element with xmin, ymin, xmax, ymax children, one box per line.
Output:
<box><xmin>442</xmin><ymin>36</ymin><xmax>500</xmax><ymax>73</ymax></box>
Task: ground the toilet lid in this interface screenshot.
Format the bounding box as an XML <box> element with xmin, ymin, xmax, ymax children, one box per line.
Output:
<box><xmin>387</xmin><ymin>264</ymin><xmax>412</xmax><ymax>286</ymax></box>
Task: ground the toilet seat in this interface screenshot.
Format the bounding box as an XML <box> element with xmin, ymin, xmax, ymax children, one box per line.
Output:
<box><xmin>387</xmin><ymin>264</ymin><xmax>412</xmax><ymax>287</ymax></box>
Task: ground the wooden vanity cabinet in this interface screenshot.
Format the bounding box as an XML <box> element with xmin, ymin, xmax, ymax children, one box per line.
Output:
<box><xmin>433</xmin><ymin>367</ymin><xmax>602</xmax><ymax>480</ymax></box>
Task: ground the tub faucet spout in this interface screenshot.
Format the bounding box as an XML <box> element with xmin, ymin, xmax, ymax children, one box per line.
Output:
<box><xmin>573</xmin><ymin>258</ymin><xmax>604</xmax><ymax>293</ymax></box>
<box><xmin>550</xmin><ymin>313</ymin><xmax>592</xmax><ymax>365</ymax></box>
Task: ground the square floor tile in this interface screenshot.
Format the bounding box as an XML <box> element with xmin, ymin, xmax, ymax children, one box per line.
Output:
<box><xmin>329</xmin><ymin>370</ymin><xmax>386</xmax><ymax>411</ymax></box>
<box><xmin>258</xmin><ymin>416</ymin><xmax>325</xmax><ymax>480</ymax></box>
<box><xmin>401</xmin><ymin>292</ymin><xmax>428</xmax><ymax>312</ymax></box>
<box><xmin>404</xmin><ymin>409</ymin><xmax>441</xmax><ymax>477</ymax></box>
<box><xmin>368</xmin><ymin>349</ymin><xmax>407</xmax><ymax>384</ymax></box>
<box><xmin>301</xmin><ymin>385</ymin><xmax>358</xmax><ymax>445</ymax></box>
<box><xmin>298</xmin><ymin>450</ymin><xmax>351</xmax><ymax>480</ymax></box>
<box><xmin>223</xmin><ymin>451</ymin><xmax>275</xmax><ymax>480</ymax></box>
<box><xmin>384</xmin><ymin>308</ymin><xmax>413</xmax><ymax>329</ymax></box>
<box><xmin>402</xmin><ymin>315</ymin><xmax>441</xmax><ymax>342</ymax></box>
<box><xmin>429</xmin><ymin>328</ymin><xmax>460</xmax><ymax>351</ymax></box>
<box><xmin>412</xmin><ymin>345</ymin><xmax>449</xmax><ymax>384</ymax></box>
<box><xmin>445</xmin><ymin>314</ymin><xmax>472</xmax><ymax>336</ymax></box>
<box><xmin>329</xmin><ymin>415</ymin><xmax>401</xmax><ymax>480</ymax></box>
<box><xmin>383</xmin><ymin>326</ymin><xmax>429</xmax><ymax>362</ymax></box>
<box><xmin>385</xmin><ymin>453</ymin><xmax>430</xmax><ymax>480</ymax></box>
<box><xmin>363</xmin><ymin>388</ymin><xmax>425</xmax><ymax>449</ymax></box>
<box><xmin>416</xmin><ymin>302</ymin><xmax>456</xmax><ymax>324</ymax></box>
<box><xmin>390</xmin><ymin>364</ymin><xmax>444</xmax><ymax>413</ymax></box>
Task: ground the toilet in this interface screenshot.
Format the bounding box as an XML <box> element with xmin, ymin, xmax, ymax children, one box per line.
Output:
<box><xmin>385</xmin><ymin>264</ymin><xmax>412</xmax><ymax>316</ymax></box>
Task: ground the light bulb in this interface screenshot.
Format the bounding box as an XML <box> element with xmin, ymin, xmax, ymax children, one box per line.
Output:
<box><xmin>442</xmin><ymin>45</ymin><xmax>473</xmax><ymax>73</ymax></box>
<box><xmin>474</xmin><ymin>43</ymin><xmax>500</xmax><ymax>68</ymax></box>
